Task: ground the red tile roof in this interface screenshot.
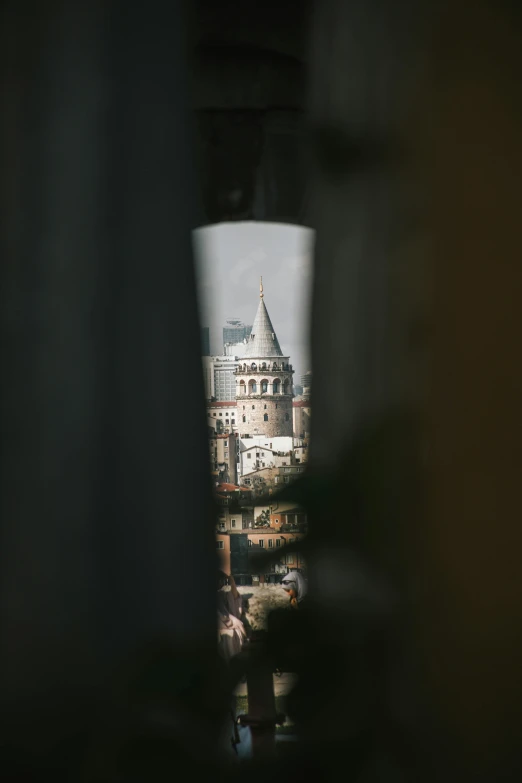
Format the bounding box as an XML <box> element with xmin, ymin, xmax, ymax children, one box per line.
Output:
<box><xmin>214</xmin><ymin>482</ymin><xmax>252</xmax><ymax>494</ymax></box>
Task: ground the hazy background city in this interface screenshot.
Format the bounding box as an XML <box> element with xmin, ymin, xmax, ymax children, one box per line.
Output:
<box><xmin>193</xmin><ymin>222</ymin><xmax>314</xmax><ymax>380</ymax></box>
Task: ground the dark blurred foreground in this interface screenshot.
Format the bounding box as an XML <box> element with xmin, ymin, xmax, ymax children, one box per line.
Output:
<box><xmin>1</xmin><ymin>0</ymin><xmax>522</xmax><ymax>780</ymax></box>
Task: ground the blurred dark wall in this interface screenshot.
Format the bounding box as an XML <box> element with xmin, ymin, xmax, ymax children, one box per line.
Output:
<box><xmin>0</xmin><ymin>0</ymin><xmax>217</xmax><ymax>774</ymax></box>
<box><xmin>307</xmin><ymin>0</ymin><xmax>522</xmax><ymax>779</ymax></box>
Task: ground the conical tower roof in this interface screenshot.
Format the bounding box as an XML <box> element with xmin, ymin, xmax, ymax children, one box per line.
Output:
<box><xmin>243</xmin><ymin>278</ymin><xmax>284</xmax><ymax>358</ymax></box>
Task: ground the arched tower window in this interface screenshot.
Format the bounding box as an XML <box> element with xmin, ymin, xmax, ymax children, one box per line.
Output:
<box><xmin>242</xmin><ymin>415</ymin><xmax>246</xmax><ymax>423</ymax></box>
<box><xmin>263</xmin><ymin>413</ymin><xmax>268</xmax><ymax>422</ymax></box>
<box><xmin>260</xmin><ymin>379</ymin><xmax>268</xmax><ymax>393</ymax></box>
<box><xmin>272</xmin><ymin>362</ymin><xmax>277</xmax><ymax>370</ymax></box>
<box><xmin>251</xmin><ymin>363</ymin><xmax>257</xmax><ymax>371</ymax></box>
<box><xmin>239</xmin><ymin>380</ymin><xmax>246</xmax><ymax>395</ymax></box>
<box><xmin>261</xmin><ymin>362</ymin><xmax>267</xmax><ymax>370</ymax></box>
<box><xmin>273</xmin><ymin>379</ymin><xmax>280</xmax><ymax>394</ymax></box>
<box><xmin>248</xmin><ymin>379</ymin><xmax>257</xmax><ymax>394</ymax></box>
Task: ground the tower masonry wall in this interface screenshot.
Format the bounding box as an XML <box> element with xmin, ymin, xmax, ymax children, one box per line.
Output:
<box><xmin>237</xmin><ymin>395</ymin><xmax>293</xmax><ymax>437</ymax></box>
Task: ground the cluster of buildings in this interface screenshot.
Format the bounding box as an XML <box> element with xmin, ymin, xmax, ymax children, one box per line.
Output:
<box><xmin>202</xmin><ymin>279</ymin><xmax>311</xmax><ymax>585</ymax></box>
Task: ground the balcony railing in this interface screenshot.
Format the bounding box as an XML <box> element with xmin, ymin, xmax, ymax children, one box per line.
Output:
<box><xmin>235</xmin><ymin>392</ymin><xmax>294</xmax><ymax>399</ymax></box>
<box><xmin>235</xmin><ymin>364</ymin><xmax>294</xmax><ymax>374</ymax></box>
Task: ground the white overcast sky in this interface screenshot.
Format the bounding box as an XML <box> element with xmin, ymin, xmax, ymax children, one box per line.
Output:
<box><xmin>193</xmin><ymin>222</ymin><xmax>314</xmax><ymax>380</ymax></box>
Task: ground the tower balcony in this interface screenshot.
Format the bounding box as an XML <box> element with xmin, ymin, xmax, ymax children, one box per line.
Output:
<box><xmin>235</xmin><ymin>392</ymin><xmax>294</xmax><ymax>400</ymax></box>
<box><xmin>235</xmin><ymin>363</ymin><xmax>294</xmax><ymax>375</ymax></box>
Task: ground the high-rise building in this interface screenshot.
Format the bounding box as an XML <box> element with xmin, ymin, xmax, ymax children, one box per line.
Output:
<box><xmin>235</xmin><ymin>278</ymin><xmax>294</xmax><ymax>438</ymax></box>
<box><xmin>301</xmin><ymin>371</ymin><xmax>312</xmax><ymax>393</ymax></box>
<box><xmin>202</xmin><ymin>355</ymin><xmax>240</xmax><ymax>401</ymax></box>
<box><xmin>224</xmin><ymin>340</ymin><xmax>248</xmax><ymax>358</ymax></box>
<box><xmin>223</xmin><ymin>319</ymin><xmax>252</xmax><ymax>352</ymax></box>
<box><xmin>201</xmin><ymin>326</ymin><xmax>210</xmax><ymax>356</ymax></box>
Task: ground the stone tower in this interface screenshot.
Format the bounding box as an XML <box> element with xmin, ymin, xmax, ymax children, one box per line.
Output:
<box><xmin>236</xmin><ymin>278</ymin><xmax>294</xmax><ymax>438</ymax></box>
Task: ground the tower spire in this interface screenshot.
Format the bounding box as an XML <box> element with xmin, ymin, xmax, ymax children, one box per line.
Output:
<box><xmin>243</xmin><ymin>279</ymin><xmax>283</xmax><ymax>358</ymax></box>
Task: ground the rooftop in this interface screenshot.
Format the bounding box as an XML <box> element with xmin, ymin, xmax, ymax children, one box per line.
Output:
<box><xmin>215</xmin><ymin>482</ymin><xmax>241</xmax><ymax>492</ymax></box>
<box><xmin>271</xmin><ymin>507</ymin><xmax>306</xmax><ymax>515</ymax></box>
<box><xmin>243</xmin><ymin>278</ymin><xmax>285</xmax><ymax>359</ymax></box>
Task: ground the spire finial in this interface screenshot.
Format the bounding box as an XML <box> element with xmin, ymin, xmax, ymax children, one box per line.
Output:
<box><xmin>260</xmin><ymin>276</ymin><xmax>264</xmax><ymax>298</ymax></box>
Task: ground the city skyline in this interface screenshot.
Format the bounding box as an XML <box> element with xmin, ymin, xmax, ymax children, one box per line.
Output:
<box><xmin>193</xmin><ymin>222</ymin><xmax>314</xmax><ymax>380</ymax></box>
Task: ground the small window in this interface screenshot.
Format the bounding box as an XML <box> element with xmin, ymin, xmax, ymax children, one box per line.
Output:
<box><xmin>248</xmin><ymin>540</ymin><xmax>253</xmax><ymax>548</ymax></box>
<box><xmin>224</xmin><ymin>451</ymin><xmax>228</xmax><ymax>458</ymax></box>
<box><xmin>286</xmin><ymin>553</ymin><xmax>294</xmax><ymax>565</ymax></box>
<box><xmin>224</xmin><ymin>441</ymin><xmax>228</xmax><ymax>447</ymax></box>
<box><xmin>216</xmin><ymin>541</ymin><xmax>224</xmax><ymax>549</ymax></box>
<box><xmin>225</xmin><ymin>419</ymin><xmax>229</xmax><ymax>425</ymax></box>
<box><xmin>247</xmin><ymin>453</ymin><xmax>251</xmax><ymax>459</ymax></box>
<box><xmin>243</xmin><ymin>406</ymin><xmax>245</xmax><ymax>410</ymax></box>
<box><xmin>256</xmin><ymin>453</ymin><xmax>260</xmax><ymax>458</ymax></box>
<box><xmin>263</xmin><ymin>413</ymin><xmax>268</xmax><ymax>421</ymax></box>
<box><xmin>231</xmin><ymin>519</ymin><xmax>237</xmax><ymax>528</ymax></box>
<box><xmin>218</xmin><ymin>523</ymin><xmax>226</xmax><ymax>532</ymax></box>
<box><xmin>268</xmin><ymin>539</ymin><xmax>273</xmax><ymax>548</ymax></box>
<box><xmin>213</xmin><ymin>413</ymin><xmax>216</xmax><ymax>417</ymax></box>
<box><xmin>252</xmin><ymin>405</ymin><xmax>255</xmax><ymax>410</ymax></box>
<box><xmin>276</xmin><ymin>539</ymin><xmax>281</xmax><ymax>548</ymax></box>
<box><xmin>264</xmin><ymin>404</ymin><xmax>267</xmax><ymax>409</ymax></box>
<box><xmin>242</xmin><ymin>415</ymin><xmax>246</xmax><ymax>422</ymax></box>
<box><xmin>259</xmin><ymin>539</ymin><xmax>264</xmax><ymax>548</ymax></box>
<box><xmin>231</xmin><ymin>419</ymin><xmax>235</xmax><ymax>424</ymax></box>
<box><xmin>219</xmin><ymin>413</ymin><xmax>223</xmax><ymax>417</ymax></box>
